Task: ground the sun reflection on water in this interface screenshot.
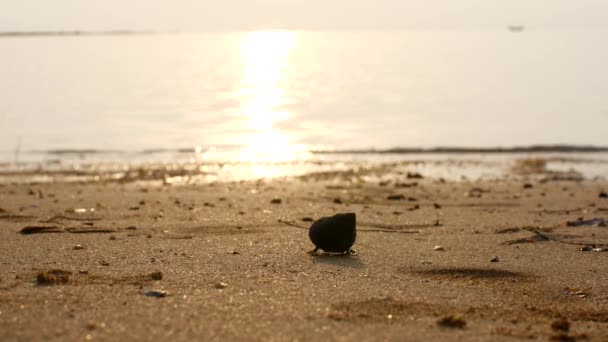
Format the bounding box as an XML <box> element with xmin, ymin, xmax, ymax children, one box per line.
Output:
<box><xmin>236</xmin><ymin>31</ymin><xmax>307</xmax><ymax>173</ymax></box>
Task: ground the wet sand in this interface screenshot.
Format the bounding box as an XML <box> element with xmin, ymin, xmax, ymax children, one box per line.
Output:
<box><xmin>1</xmin><ymin>167</ymin><xmax>607</xmax><ymax>341</ymax></box>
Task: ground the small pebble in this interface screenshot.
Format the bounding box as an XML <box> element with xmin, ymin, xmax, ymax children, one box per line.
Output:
<box><xmin>270</xmin><ymin>198</ymin><xmax>282</xmax><ymax>204</ymax></box>
<box><xmin>551</xmin><ymin>318</ymin><xmax>570</xmax><ymax>332</ymax></box>
<box><xmin>149</xmin><ymin>271</ymin><xmax>163</xmax><ymax>280</ymax></box>
<box><xmin>214</xmin><ymin>282</ymin><xmax>228</xmax><ymax>289</ymax></box>
<box><xmin>433</xmin><ymin>245</ymin><xmax>445</xmax><ymax>251</ymax></box>
<box><xmin>490</xmin><ymin>256</ymin><xmax>500</xmax><ymax>262</ymax></box>
<box><xmin>73</xmin><ymin>245</ymin><xmax>85</xmax><ymax>250</ymax></box>
<box><xmin>437</xmin><ymin>315</ymin><xmax>466</xmax><ymax>328</ymax></box>
<box><xmin>599</xmin><ymin>191</ymin><xmax>608</xmax><ymax>199</ymax></box>
<box><xmin>407</xmin><ymin>172</ymin><xmax>423</xmax><ymax>179</ymax></box>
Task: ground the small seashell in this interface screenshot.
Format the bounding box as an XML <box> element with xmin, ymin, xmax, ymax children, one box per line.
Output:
<box><xmin>143</xmin><ymin>290</ymin><xmax>167</xmax><ymax>298</ymax></box>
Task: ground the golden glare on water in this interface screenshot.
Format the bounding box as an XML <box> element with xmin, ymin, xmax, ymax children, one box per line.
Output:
<box><xmin>237</xmin><ymin>31</ymin><xmax>307</xmax><ymax>169</ymax></box>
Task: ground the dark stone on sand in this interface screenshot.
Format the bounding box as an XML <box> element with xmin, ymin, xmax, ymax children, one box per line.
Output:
<box><xmin>309</xmin><ymin>213</ymin><xmax>357</xmax><ymax>254</ymax></box>
<box><xmin>387</xmin><ymin>194</ymin><xmax>405</xmax><ymax>200</ymax></box>
<box><xmin>37</xmin><ymin>270</ymin><xmax>72</xmax><ymax>285</ymax></box>
<box><xmin>301</xmin><ymin>217</ymin><xmax>314</xmax><ymax>222</ymax></box>
<box><xmin>333</xmin><ymin>198</ymin><xmax>343</xmax><ymax>204</ymax></box>
<box><xmin>407</xmin><ymin>172</ymin><xmax>424</xmax><ymax>179</ymax></box>
<box><xmin>600</xmin><ymin>191</ymin><xmax>608</xmax><ymax>198</ymax></box>
<box><xmin>270</xmin><ymin>198</ymin><xmax>282</xmax><ymax>204</ymax></box>
<box><xmin>149</xmin><ymin>271</ymin><xmax>163</xmax><ymax>280</ymax></box>
<box><xmin>437</xmin><ymin>315</ymin><xmax>466</xmax><ymax>329</ymax></box>
<box><xmin>490</xmin><ymin>256</ymin><xmax>500</xmax><ymax>262</ymax></box>
<box><xmin>523</xmin><ymin>183</ymin><xmax>533</xmax><ymax>189</ymax></box>
<box><xmin>551</xmin><ymin>319</ymin><xmax>570</xmax><ymax>332</ymax></box>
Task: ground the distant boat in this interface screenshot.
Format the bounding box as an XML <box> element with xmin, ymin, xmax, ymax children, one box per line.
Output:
<box><xmin>508</xmin><ymin>25</ymin><xmax>525</xmax><ymax>32</ymax></box>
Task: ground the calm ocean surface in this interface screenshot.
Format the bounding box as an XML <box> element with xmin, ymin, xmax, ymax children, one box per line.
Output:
<box><xmin>1</xmin><ymin>30</ymin><xmax>607</xmax><ymax>180</ymax></box>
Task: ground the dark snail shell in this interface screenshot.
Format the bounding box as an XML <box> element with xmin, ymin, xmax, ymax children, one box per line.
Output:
<box><xmin>308</xmin><ymin>213</ymin><xmax>356</xmax><ymax>253</ymax></box>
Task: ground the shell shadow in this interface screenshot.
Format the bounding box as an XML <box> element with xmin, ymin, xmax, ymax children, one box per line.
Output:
<box><xmin>311</xmin><ymin>253</ymin><xmax>365</xmax><ymax>269</ymax></box>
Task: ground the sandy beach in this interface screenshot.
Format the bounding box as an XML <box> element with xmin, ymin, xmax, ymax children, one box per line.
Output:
<box><xmin>0</xmin><ymin>162</ymin><xmax>607</xmax><ymax>341</ymax></box>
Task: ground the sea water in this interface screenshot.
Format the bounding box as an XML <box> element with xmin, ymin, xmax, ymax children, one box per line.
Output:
<box><xmin>1</xmin><ymin>30</ymin><xmax>607</xmax><ymax>181</ymax></box>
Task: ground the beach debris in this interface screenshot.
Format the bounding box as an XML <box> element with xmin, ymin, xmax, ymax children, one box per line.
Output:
<box><xmin>566</xmin><ymin>217</ymin><xmax>606</xmax><ymax>227</ymax></box>
<box><xmin>214</xmin><ymin>282</ymin><xmax>228</xmax><ymax>289</ymax></box>
<box><xmin>502</xmin><ymin>232</ymin><xmax>552</xmax><ymax>245</ymax></box>
<box><xmin>437</xmin><ymin>315</ymin><xmax>466</xmax><ymax>329</ymax></box>
<box><xmin>465</xmin><ymin>187</ymin><xmax>487</xmax><ymax>198</ymax></box>
<box><xmin>433</xmin><ymin>245</ymin><xmax>445</xmax><ymax>251</ymax></box>
<box><xmin>539</xmin><ymin>173</ymin><xmax>584</xmax><ymax>183</ymax></box>
<box><xmin>490</xmin><ymin>256</ymin><xmax>500</xmax><ymax>262</ymax></box>
<box><xmin>407</xmin><ymin>172</ymin><xmax>423</xmax><ymax>179</ymax></box>
<box><xmin>308</xmin><ymin>213</ymin><xmax>357</xmax><ymax>255</ymax></box>
<box><xmin>395</xmin><ymin>182</ymin><xmax>418</xmax><ymax>188</ymax></box>
<box><xmin>564</xmin><ymin>287</ymin><xmax>590</xmax><ymax>298</ymax></box>
<box><xmin>37</xmin><ymin>269</ymin><xmax>72</xmax><ymax>285</ymax></box>
<box><xmin>72</xmin><ymin>208</ymin><xmax>95</xmax><ymax>214</ymax></box>
<box><xmin>386</xmin><ymin>194</ymin><xmax>416</xmax><ymax>201</ymax></box>
<box><xmin>65</xmin><ymin>227</ymin><xmax>117</xmax><ymax>234</ymax></box>
<box><xmin>143</xmin><ymin>290</ymin><xmax>167</xmax><ymax>298</ymax></box>
<box><xmin>149</xmin><ymin>272</ymin><xmax>163</xmax><ymax>280</ymax></box>
<box><xmin>496</xmin><ymin>227</ymin><xmax>522</xmax><ymax>234</ymax></box>
<box><xmin>20</xmin><ymin>226</ymin><xmax>64</xmax><ymax>234</ymax></box>
<box><xmin>270</xmin><ymin>198</ymin><xmax>282</xmax><ymax>204</ymax></box>
<box><xmin>551</xmin><ymin>319</ymin><xmax>570</xmax><ymax>332</ymax></box>
<box><xmin>580</xmin><ymin>245</ymin><xmax>607</xmax><ymax>252</ymax></box>
<box><xmin>600</xmin><ymin>191</ymin><xmax>608</xmax><ymax>199</ymax></box>
<box><xmin>73</xmin><ymin>244</ymin><xmax>85</xmax><ymax>250</ymax></box>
